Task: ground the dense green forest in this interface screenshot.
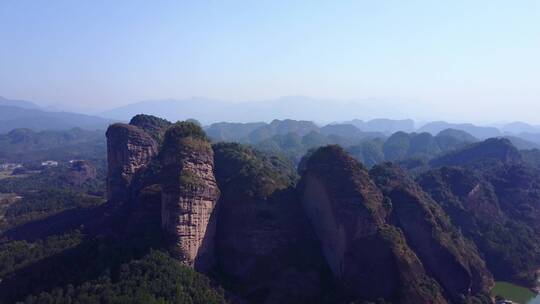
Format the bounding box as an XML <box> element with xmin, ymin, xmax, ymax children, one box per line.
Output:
<box><xmin>0</xmin><ymin>128</ymin><xmax>106</xmax><ymax>163</ymax></box>
<box><xmin>21</xmin><ymin>250</ymin><xmax>226</xmax><ymax>304</ymax></box>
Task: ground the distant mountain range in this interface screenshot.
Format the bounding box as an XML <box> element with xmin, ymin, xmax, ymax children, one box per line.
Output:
<box><xmin>3</xmin><ymin>95</ymin><xmax>540</xmax><ymax>147</ymax></box>
<box><xmin>341</xmin><ymin>118</ymin><xmax>415</xmax><ymax>134</ymax></box>
<box><xmin>418</xmin><ymin>121</ymin><xmax>502</xmax><ymax>139</ymax></box>
<box><xmin>497</xmin><ymin>121</ymin><xmax>540</xmax><ymax>134</ymax></box>
<box><xmin>0</xmin><ymin>96</ymin><xmax>116</xmax><ymax>132</ymax></box>
<box><xmin>102</xmin><ymin>95</ymin><xmax>540</xmax><ymax>132</ymax></box>
<box><xmin>0</xmin><ymin>96</ymin><xmax>40</xmax><ymax>109</ymax></box>
<box><xmin>100</xmin><ymin>96</ymin><xmax>409</xmax><ymax>124</ymax></box>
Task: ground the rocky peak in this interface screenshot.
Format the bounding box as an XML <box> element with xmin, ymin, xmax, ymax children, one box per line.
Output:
<box><xmin>106</xmin><ymin>123</ymin><xmax>158</xmax><ymax>204</ymax></box>
<box><xmin>300</xmin><ymin>145</ymin><xmax>387</xmax><ymax>224</ymax></box>
<box><xmin>159</xmin><ymin>122</ymin><xmax>220</xmax><ymax>271</ymax></box>
<box><xmin>298</xmin><ymin>145</ymin><xmax>446</xmax><ymax>303</ymax></box>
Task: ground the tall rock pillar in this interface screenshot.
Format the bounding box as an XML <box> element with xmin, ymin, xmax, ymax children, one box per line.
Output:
<box><xmin>160</xmin><ymin>122</ymin><xmax>220</xmax><ymax>271</ymax></box>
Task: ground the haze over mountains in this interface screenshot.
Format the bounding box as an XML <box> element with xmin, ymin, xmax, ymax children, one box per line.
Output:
<box><xmin>2</xmin><ymin>0</ymin><xmax>540</xmax><ymax>301</ymax></box>
<box><xmin>0</xmin><ymin>96</ymin><xmax>40</xmax><ymax>109</ymax></box>
<box><xmin>98</xmin><ymin>96</ymin><xmax>540</xmax><ymax>138</ymax></box>
<box><xmin>0</xmin><ymin>96</ymin><xmax>115</xmax><ymax>132</ymax></box>
<box><xmin>3</xmin><ymin>95</ymin><xmax>540</xmax><ymax>145</ymax></box>
<box><xmin>0</xmin><ymin>96</ymin><xmax>540</xmax><ymax>154</ymax></box>
<box><xmin>100</xmin><ymin>96</ymin><xmax>410</xmax><ymax>124</ymax></box>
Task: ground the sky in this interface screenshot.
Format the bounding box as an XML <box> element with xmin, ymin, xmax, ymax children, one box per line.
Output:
<box><xmin>0</xmin><ymin>0</ymin><xmax>539</xmax><ymax>123</ymax></box>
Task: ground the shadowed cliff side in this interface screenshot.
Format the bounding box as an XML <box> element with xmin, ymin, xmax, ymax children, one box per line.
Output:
<box><xmin>105</xmin><ymin>123</ymin><xmax>158</xmax><ymax>204</ymax></box>
<box><xmin>298</xmin><ymin>145</ymin><xmax>447</xmax><ymax>304</ymax></box>
<box><xmin>212</xmin><ymin>142</ymin><xmax>332</xmax><ymax>303</ymax></box>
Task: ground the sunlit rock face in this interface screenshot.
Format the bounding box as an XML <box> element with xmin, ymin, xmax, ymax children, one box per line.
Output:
<box><xmin>159</xmin><ymin>122</ymin><xmax>220</xmax><ymax>272</ymax></box>
<box><xmin>106</xmin><ymin>123</ymin><xmax>158</xmax><ymax>204</ymax></box>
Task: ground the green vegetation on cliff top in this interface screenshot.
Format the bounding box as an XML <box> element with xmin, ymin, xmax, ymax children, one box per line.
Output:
<box><xmin>213</xmin><ymin>142</ymin><xmax>297</xmax><ymax>198</ymax></box>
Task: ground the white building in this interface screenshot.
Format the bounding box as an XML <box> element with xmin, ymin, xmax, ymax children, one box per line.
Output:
<box><xmin>41</xmin><ymin>160</ymin><xmax>59</xmax><ymax>167</ymax></box>
<box><xmin>0</xmin><ymin>163</ymin><xmax>22</xmax><ymax>170</ymax></box>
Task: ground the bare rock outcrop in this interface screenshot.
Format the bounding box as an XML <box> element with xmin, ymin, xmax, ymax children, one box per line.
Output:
<box><xmin>160</xmin><ymin>122</ymin><xmax>220</xmax><ymax>271</ymax></box>
<box><xmin>298</xmin><ymin>145</ymin><xmax>447</xmax><ymax>303</ymax></box>
<box><xmin>106</xmin><ymin>123</ymin><xmax>158</xmax><ymax>204</ymax></box>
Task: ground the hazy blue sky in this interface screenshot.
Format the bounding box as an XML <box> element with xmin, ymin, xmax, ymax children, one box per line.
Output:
<box><xmin>1</xmin><ymin>1</ymin><xmax>539</xmax><ymax>122</ymax></box>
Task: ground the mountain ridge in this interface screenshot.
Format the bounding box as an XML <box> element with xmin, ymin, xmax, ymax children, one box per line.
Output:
<box><xmin>0</xmin><ymin>105</ymin><xmax>116</xmax><ymax>132</ymax></box>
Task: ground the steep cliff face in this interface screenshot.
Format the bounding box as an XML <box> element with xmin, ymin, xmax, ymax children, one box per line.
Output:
<box><xmin>298</xmin><ymin>145</ymin><xmax>446</xmax><ymax>303</ymax></box>
<box><xmin>213</xmin><ymin>143</ymin><xmax>330</xmax><ymax>303</ymax></box>
<box><xmin>106</xmin><ymin>123</ymin><xmax>158</xmax><ymax>204</ymax></box>
<box><xmin>160</xmin><ymin>122</ymin><xmax>220</xmax><ymax>271</ymax></box>
<box><xmin>370</xmin><ymin>163</ymin><xmax>493</xmax><ymax>301</ymax></box>
<box><xmin>125</xmin><ymin>114</ymin><xmax>171</xmax><ymax>200</ymax></box>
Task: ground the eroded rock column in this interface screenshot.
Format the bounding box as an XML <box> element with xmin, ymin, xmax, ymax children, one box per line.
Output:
<box><xmin>160</xmin><ymin>122</ymin><xmax>220</xmax><ymax>271</ymax></box>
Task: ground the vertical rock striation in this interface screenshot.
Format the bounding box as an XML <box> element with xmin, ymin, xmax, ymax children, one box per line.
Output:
<box><xmin>106</xmin><ymin>123</ymin><xmax>158</xmax><ymax>204</ymax></box>
<box><xmin>160</xmin><ymin>122</ymin><xmax>220</xmax><ymax>271</ymax></box>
